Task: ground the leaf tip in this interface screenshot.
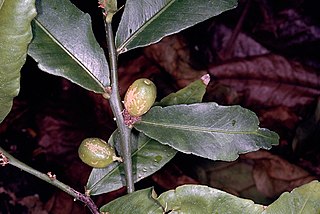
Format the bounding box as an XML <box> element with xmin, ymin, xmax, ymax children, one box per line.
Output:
<box><xmin>201</xmin><ymin>74</ymin><xmax>210</xmax><ymax>86</ymax></box>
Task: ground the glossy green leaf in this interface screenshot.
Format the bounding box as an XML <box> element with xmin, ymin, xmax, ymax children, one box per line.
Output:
<box><xmin>86</xmin><ymin>131</ymin><xmax>177</xmax><ymax>195</ymax></box>
<box><xmin>100</xmin><ymin>182</ymin><xmax>320</xmax><ymax>213</ymax></box>
<box><xmin>101</xmin><ymin>185</ymin><xmax>264</xmax><ymax>213</ymax></box>
<box><xmin>158</xmin><ymin>185</ymin><xmax>264</xmax><ymax>213</ymax></box>
<box><xmin>100</xmin><ymin>188</ymin><xmax>163</xmax><ymax>213</ymax></box>
<box><xmin>28</xmin><ymin>0</ymin><xmax>108</xmax><ymax>93</ymax></box>
<box><xmin>116</xmin><ymin>0</ymin><xmax>237</xmax><ymax>53</ymax></box>
<box><xmin>0</xmin><ymin>0</ymin><xmax>36</xmax><ymax>123</ymax></box>
<box><xmin>264</xmin><ymin>180</ymin><xmax>320</xmax><ymax>214</ymax></box>
<box><xmin>156</xmin><ymin>75</ymin><xmax>209</xmax><ymax>107</ymax></box>
<box><xmin>134</xmin><ymin>103</ymin><xmax>279</xmax><ymax>161</ymax></box>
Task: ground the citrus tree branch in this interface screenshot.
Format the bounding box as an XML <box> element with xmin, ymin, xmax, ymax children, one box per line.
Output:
<box><xmin>0</xmin><ymin>147</ymin><xmax>99</xmax><ymax>214</ymax></box>
<box><xmin>104</xmin><ymin>17</ymin><xmax>134</xmax><ymax>193</ymax></box>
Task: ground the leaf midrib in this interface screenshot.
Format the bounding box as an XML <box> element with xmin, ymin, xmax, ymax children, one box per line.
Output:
<box><xmin>117</xmin><ymin>0</ymin><xmax>175</xmax><ymax>53</ymax></box>
<box><xmin>298</xmin><ymin>193</ymin><xmax>311</xmax><ymax>214</ymax></box>
<box><xmin>34</xmin><ymin>19</ymin><xmax>105</xmax><ymax>91</ymax></box>
<box><xmin>136</xmin><ymin>120</ymin><xmax>269</xmax><ymax>138</ymax></box>
<box><xmin>0</xmin><ymin>0</ymin><xmax>4</xmax><ymax>10</ymax></box>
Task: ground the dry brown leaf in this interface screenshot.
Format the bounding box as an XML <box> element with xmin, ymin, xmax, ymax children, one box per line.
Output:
<box><xmin>36</xmin><ymin>115</ymin><xmax>85</xmax><ymax>165</ymax></box>
<box><xmin>45</xmin><ymin>191</ymin><xmax>86</xmax><ymax>214</ymax></box>
<box><xmin>18</xmin><ymin>195</ymin><xmax>48</xmax><ymax>214</ymax></box>
<box><xmin>208</xmin><ymin>54</ymin><xmax>320</xmax><ymax>111</ymax></box>
<box><xmin>258</xmin><ymin>106</ymin><xmax>299</xmax><ymax>130</ymax></box>
<box><xmin>0</xmin><ymin>187</ymin><xmax>48</xmax><ymax>214</ymax></box>
<box><xmin>243</xmin><ymin>150</ymin><xmax>316</xmax><ymax>198</ymax></box>
<box><xmin>144</xmin><ymin>35</ymin><xmax>207</xmax><ymax>87</ymax></box>
<box><xmin>196</xmin><ymin>161</ymin><xmax>256</xmax><ymax>197</ymax></box>
<box><xmin>253</xmin><ymin>8</ymin><xmax>320</xmax><ymax>62</ymax></box>
<box><xmin>151</xmin><ymin>163</ymin><xmax>199</xmax><ymax>190</ymax></box>
<box><xmin>210</xmin><ymin>23</ymin><xmax>270</xmax><ymax>61</ymax></box>
<box><xmin>118</xmin><ymin>55</ymin><xmax>162</xmax><ymax>97</ymax></box>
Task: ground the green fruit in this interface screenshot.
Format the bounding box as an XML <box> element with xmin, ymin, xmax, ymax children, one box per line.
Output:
<box><xmin>78</xmin><ymin>138</ymin><xmax>121</xmax><ymax>168</ymax></box>
<box><xmin>124</xmin><ymin>78</ymin><xmax>157</xmax><ymax>117</ymax></box>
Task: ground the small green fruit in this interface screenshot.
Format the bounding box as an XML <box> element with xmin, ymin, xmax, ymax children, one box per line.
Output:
<box><xmin>78</xmin><ymin>138</ymin><xmax>121</xmax><ymax>168</ymax></box>
<box><xmin>124</xmin><ymin>78</ymin><xmax>157</xmax><ymax>117</ymax></box>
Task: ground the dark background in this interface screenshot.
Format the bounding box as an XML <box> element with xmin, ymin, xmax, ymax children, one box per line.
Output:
<box><xmin>1</xmin><ymin>0</ymin><xmax>320</xmax><ymax>213</ymax></box>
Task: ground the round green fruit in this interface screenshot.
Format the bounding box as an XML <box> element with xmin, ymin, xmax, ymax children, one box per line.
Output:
<box><xmin>124</xmin><ymin>78</ymin><xmax>157</xmax><ymax>117</ymax></box>
<box><xmin>78</xmin><ymin>138</ymin><xmax>121</xmax><ymax>168</ymax></box>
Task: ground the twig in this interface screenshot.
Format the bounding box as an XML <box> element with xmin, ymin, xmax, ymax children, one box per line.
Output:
<box><xmin>0</xmin><ymin>147</ymin><xmax>99</xmax><ymax>214</ymax></box>
<box><xmin>104</xmin><ymin>18</ymin><xmax>134</xmax><ymax>193</ymax></box>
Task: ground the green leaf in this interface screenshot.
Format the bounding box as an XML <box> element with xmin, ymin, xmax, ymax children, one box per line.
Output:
<box><xmin>28</xmin><ymin>0</ymin><xmax>108</xmax><ymax>93</ymax></box>
<box><xmin>156</xmin><ymin>75</ymin><xmax>209</xmax><ymax>106</ymax></box>
<box><xmin>101</xmin><ymin>185</ymin><xmax>264</xmax><ymax>213</ymax></box>
<box><xmin>0</xmin><ymin>0</ymin><xmax>36</xmax><ymax>123</ymax></box>
<box><xmin>134</xmin><ymin>103</ymin><xmax>279</xmax><ymax>161</ymax></box>
<box><xmin>100</xmin><ymin>182</ymin><xmax>320</xmax><ymax>213</ymax></box>
<box><xmin>116</xmin><ymin>0</ymin><xmax>237</xmax><ymax>53</ymax></box>
<box><xmin>264</xmin><ymin>180</ymin><xmax>320</xmax><ymax>214</ymax></box>
<box><xmin>86</xmin><ymin>131</ymin><xmax>177</xmax><ymax>195</ymax></box>
<box><xmin>100</xmin><ymin>188</ymin><xmax>163</xmax><ymax>213</ymax></box>
<box><xmin>158</xmin><ymin>185</ymin><xmax>264</xmax><ymax>213</ymax></box>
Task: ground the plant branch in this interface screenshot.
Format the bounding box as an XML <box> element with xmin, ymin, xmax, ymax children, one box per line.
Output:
<box><xmin>104</xmin><ymin>18</ymin><xmax>134</xmax><ymax>193</ymax></box>
<box><xmin>0</xmin><ymin>147</ymin><xmax>99</xmax><ymax>214</ymax></box>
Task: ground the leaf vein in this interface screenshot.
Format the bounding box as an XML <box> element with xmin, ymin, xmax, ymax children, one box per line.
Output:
<box><xmin>138</xmin><ymin>121</ymin><xmax>263</xmax><ymax>136</ymax></box>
